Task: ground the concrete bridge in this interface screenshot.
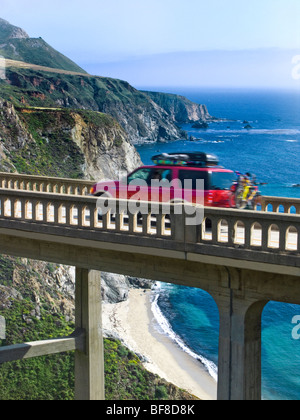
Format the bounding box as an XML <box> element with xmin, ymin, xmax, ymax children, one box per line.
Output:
<box><xmin>0</xmin><ymin>172</ymin><xmax>299</xmax><ymax>400</ymax></box>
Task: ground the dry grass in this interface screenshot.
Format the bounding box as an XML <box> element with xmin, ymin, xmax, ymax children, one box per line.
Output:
<box><xmin>4</xmin><ymin>58</ymin><xmax>93</xmax><ymax>78</ymax></box>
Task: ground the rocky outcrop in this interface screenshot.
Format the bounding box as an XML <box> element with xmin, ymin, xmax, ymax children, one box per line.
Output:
<box><xmin>101</xmin><ymin>273</ymin><xmax>153</xmax><ymax>304</ymax></box>
<box><xmin>0</xmin><ymin>255</ymin><xmax>152</xmax><ymax>329</ymax></box>
<box><xmin>0</xmin><ymin>99</ymin><xmax>142</xmax><ymax>179</ymax></box>
<box><xmin>0</xmin><ymin>99</ymin><xmax>35</xmax><ymax>172</ymax></box>
<box><xmin>142</xmin><ymin>90</ymin><xmax>217</xmax><ymax>123</ymax></box>
<box><xmin>70</xmin><ymin>111</ymin><xmax>142</xmax><ymax>179</ymax></box>
<box><xmin>0</xmin><ymin>18</ymin><xmax>29</xmax><ymax>42</ymax></box>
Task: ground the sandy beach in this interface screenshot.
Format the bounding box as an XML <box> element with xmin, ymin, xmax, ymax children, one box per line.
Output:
<box><xmin>102</xmin><ymin>288</ymin><xmax>217</xmax><ymax>400</ymax></box>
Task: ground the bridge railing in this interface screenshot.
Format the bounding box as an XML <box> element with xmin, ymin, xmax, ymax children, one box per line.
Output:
<box><xmin>260</xmin><ymin>196</ymin><xmax>300</xmax><ymax>214</ymax></box>
<box><xmin>196</xmin><ymin>207</ymin><xmax>300</xmax><ymax>253</ymax></box>
<box><xmin>1</xmin><ymin>172</ymin><xmax>300</xmax><ymax>215</ymax></box>
<box><xmin>0</xmin><ymin>189</ymin><xmax>299</xmax><ymax>256</ymax></box>
<box><xmin>0</xmin><ymin>172</ymin><xmax>94</xmax><ymax>196</ymax></box>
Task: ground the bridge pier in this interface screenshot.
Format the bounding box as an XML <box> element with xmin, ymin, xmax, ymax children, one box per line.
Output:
<box><xmin>215</xmin><ymin>290</ymin><xmax>268</xmax><ymax>400</ymax></box>
<box><xmin>74</xmin><ymin>268</ymin><xmax>105</xmax><ymax>400</ymax></box>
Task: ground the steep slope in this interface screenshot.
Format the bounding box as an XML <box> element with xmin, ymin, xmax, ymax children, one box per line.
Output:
<box><xmin>1</xmin><ymin>66</ymin><xmax>187</xmax><ymax>144</ymax></box>
<box><xmin>0</xmin><ymin>18</ymin><xmax>29</xmax><ymax>42</ymax></box>
<box><xmin>0</xmin><ymin>18</ymin><xmax>86</xmax><ymax>73</ymax></box>
<box><xmin>143</xmin><ymin>90</ymin><xmax>217</xmax><ymax>123</ymax></box>
<box><xmin>0</xmin><ymin>98</ymin><xmax>141</xmax><ymax>178</ymax></box>
<box><xmin>0</xmin><ymin>17</ymin><xmax>216</xmax><ymax>144</ymax></box>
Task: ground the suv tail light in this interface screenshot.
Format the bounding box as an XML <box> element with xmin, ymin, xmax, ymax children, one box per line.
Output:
<box><xmin>208</xmin><ymin>192</ymin><xmax>213</xmax><ymax>204</ymax></box>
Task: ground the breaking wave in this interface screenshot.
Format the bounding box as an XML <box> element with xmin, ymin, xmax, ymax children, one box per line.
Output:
<box><xmin>150</xmin><ymin>285</ymin><xmax>218</xmax><ymax>382</ymax></box>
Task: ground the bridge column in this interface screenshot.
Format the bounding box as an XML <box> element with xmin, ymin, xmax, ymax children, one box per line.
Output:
<box><xmin>74</xmin><ymin>268</ymin><xmax>105</xmax><ymax>400</ymax></box>
<box><xmin>215</xmin><ymin>291</ymin><xmax>268</xmax><ymax>400</ymax></box>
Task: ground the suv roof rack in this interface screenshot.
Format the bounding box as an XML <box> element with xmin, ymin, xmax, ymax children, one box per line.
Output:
<box><xmin>151</xmin><ymin>152</ymin><xmax>219</xmax><ymax>167</ymax></box>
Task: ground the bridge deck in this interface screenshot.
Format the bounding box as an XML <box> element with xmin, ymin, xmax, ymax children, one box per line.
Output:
<box><xmin>0</xmin><ymin>172</ymin><xmax>300</xmax><ymax>400</ymax></box>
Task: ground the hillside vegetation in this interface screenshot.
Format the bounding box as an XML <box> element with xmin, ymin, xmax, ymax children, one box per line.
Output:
<box><xmin>0</xmin><ymin>18</ymin><xmax>86</xmax><ymax>73</ymax></box>
<box><xmin>0</xmin><ymin>255</ymin><xmax>197</xmax><ymax>401</ymax></box>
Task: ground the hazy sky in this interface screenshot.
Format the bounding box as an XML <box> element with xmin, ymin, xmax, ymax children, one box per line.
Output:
<box><xmin>1</xmin><ymin>0</ymin><xmax>300</xmax><ymax>88</ymax></box>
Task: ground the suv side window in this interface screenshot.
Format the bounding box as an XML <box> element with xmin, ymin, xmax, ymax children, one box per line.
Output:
<box><xmin>127</xmin><ymin>169</ymin><xmax>152</xmax><ymax>186</ymax></box>
<box><xmin>178</xmin><ymin>170</ymin><xmax>209</xmax><ymax>190</ymax></box>
<box><xmin>150</xmin><ymin>169</ymin><xmax>173</xmax><ymax>185</ymax></box>
<box><xmin>210</xmin><ymin>172</ymin><xmax>235</xmax><ymax>190</ymax></box>
<box><xmin>128</xmin><ymin>168</ymin><xmax>173</xmax><ymax>186</ymax></box>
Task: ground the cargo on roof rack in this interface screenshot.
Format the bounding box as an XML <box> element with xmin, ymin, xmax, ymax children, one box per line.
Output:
<box><xmin>151</xmin><ymin>152</ymin><xmax>219</xmax><ymax>167</ymax></box>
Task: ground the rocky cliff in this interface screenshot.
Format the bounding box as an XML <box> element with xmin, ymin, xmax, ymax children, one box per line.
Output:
<box><xmin>142</xmin><ymin>90</ymin><xmax>216</xmax><ymax>123</ymax></box>
<box><xmin>0</xmin><ymin>96</ymin><xmax>149</xmax><ymax>304</ymax></box>
<box><xmin>1</xmin><ymin>67</ymin><xmax>188</xmax><ymax>144</ymax></box>
<box><xmin>0</xmin><ymin>98</ymin><xmax>141</xmax><ymax>179</ymax></box>
<box><xmin>0</xmin><ymin>17</ymin><xmax>217</xmax><ymax>146</ymax></box>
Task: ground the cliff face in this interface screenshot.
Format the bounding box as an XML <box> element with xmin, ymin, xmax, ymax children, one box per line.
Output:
<box><xmin>0</xmin><ymin>99</ymin><xmax>141</xmax><ymax>179</ymax></box>
<box><xmin>0</xmin><ymin>17</ymin><xmax>216</xmax><ymax>145</ymax></box>
<box><xmin>1</xmin><ymin>68</ymin><xmax>188</xmax><ymax>144</ymax></box>
<box><xmin>142</xmin><ymin>90</ymin><xmax>216</xmax><ymax>123</ymax></box>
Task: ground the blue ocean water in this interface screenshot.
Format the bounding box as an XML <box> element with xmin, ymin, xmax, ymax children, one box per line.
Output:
<box><xmin>136</xmin><ymin>88</ymin><xmax>300</xmax><ymax>400</ymax></box>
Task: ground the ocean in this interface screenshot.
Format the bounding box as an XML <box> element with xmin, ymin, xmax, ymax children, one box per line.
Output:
<box><xmin>135</xmin><ymin>87</ymin><xmax>300</xmax><ymax>400</ymax></box>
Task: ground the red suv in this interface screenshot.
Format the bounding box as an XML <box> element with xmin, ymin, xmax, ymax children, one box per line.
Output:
<box><xmin>91</xmin><ymin>152</ymin><xmax>238</xmax><ymax>208</ymax></box>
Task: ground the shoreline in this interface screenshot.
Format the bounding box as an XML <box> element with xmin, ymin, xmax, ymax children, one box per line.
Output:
<box><xmin>102</xmin><ymin>288</ymin><xmax>217</xmax><ymax>400</ymax></box>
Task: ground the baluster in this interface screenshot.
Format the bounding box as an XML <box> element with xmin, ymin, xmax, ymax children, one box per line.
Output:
<box><xmin>156</xmin><ymin>213</ymin><xmax>163</xmax><ymax>237</ymax></box>
<box><xmin>53</xmin><ymin>202</ymin><xmax>59</xmax><ymax>224</ymax></box>
<box><xmin>278</xmin><ymin>223</ymin><xmax>287</xmax><ymax>251</ymax></box>
<box><xmin>114</xmin><ymin>201</ymin><xmax>122</xmax><ymax>232</ymax></box>
<box><xmin>128</xmin><ymin>211</ymin><xmax>136</xmax><ymax>234</ymax></box>
<box><xmin>77</xmin><ymin>205</ymin><xmax>83</xmax><ymax>227</ymax></box>
<box><xmin>88</xmin><ymin>204</ymin><xmax>95</xmax><ymax>228</ymax></box>
<box><xmin>244</xmin><ymin>220</ymin><xmax>251</xmax><ymax>249</ymax></box>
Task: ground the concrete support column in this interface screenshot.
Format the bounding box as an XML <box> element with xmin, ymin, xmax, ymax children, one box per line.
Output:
<box><xmin>215</xmin><ymin>292</ymin><xmax>268</xmax><ymax>400</ymax></box>
<box><xmin>74</xmin><ymin>268</ymin><xmax>105</xmax><ymax>400</ymax></box>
